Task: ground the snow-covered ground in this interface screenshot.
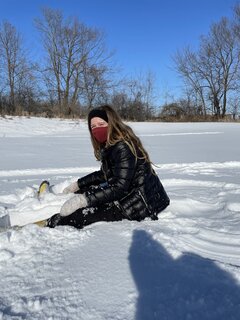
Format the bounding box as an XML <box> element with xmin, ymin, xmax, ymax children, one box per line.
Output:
<box><xmin>0</xmin><ymin>116</ymin><xmax>240</xmax><ymax>319</ymax></box>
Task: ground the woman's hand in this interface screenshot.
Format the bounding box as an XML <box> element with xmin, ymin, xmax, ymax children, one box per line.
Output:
<box><xmin>60</xmin><ymin>194</ymin><xmax>88</xmax><ymax>217</ymax></box>
<box><xmin>62</xmin><ymin>181</ymin><xmax>79</xmax><ymax>194</ymax></box>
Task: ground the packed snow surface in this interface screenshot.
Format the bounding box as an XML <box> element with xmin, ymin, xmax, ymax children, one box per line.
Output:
<box><xmin>0</xmin><ymin>116</ymin><xmax>240</xmax><ymax>319</ymax></box>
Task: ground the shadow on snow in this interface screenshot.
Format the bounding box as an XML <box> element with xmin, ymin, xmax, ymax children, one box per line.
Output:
<box><xmin>129</xmin><ymin>230</ymin><xmax>240</xmax><ymax>320</ymax></box>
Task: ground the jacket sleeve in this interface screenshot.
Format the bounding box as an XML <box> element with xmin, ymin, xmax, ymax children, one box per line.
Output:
<box><xmin>77</xmin><ymin>169</ymin><xmax>105</xmax><ymax>191</ymax></box>
<box><xmin>85</xmin><ymin>142</ymin><xmax>136</xmax><ymax>207</ymax></box>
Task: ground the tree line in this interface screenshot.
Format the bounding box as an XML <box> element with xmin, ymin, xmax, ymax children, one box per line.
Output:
<box><xmin>0</xmin><ymin>7</ymin><xmax>156</xmax><ymax>120</ymax></box>
<box><xmin>169</xmin><ymin>3</ymin><xmax>240</xmax><ymax>120</ymax></box>
<box><xmin>1</xmin><ymin>6</ymin><xmax>240</xmax><ymax>121</ymax></box>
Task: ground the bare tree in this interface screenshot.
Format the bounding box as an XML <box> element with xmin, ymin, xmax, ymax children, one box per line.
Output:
<box><xmin>111</xmin><ymin>92</ymin><xmax>129</xmax><ymax>118</ymax></box>
<box><xmin>80</xmin><ymin>58</ymin><xmax>114</xmax><ymax>110</ymax></box>
<box><xmin>228</xmin><ymin>96</ymin><xmax>239</xmax><ymax>120</ymax></box>
<box><xmin>173</xmin><ymin>47</ymin><xmax>207</xmax><ymax>116</ymax></box>
<box><xmin>0</xmin><ymin>21</ymin><xmax>36</xmax><ymax>115</ymax></box>
<box><xmin>125</xmin><ymin>71</ymin><xmax>157</xmax><ymax>120</ymax></box>
<box><xmin>209</xmin><ymin>18</ymin><xmax>240</xmax><ymax>116</ymax></box>
<box><xmin>231</xmin><ymin>3</ymin><xmax>240</xmax><ymax>119</ymax></box>
<box><xmin>0</xmin><ymin>21</ymin><xmax>22</xmax><ymax>113</ymax></box>
<box><xmin>141</xmin><ymin>71</ymin><xmax>156</xmax><ymax>119</ymax></box>
<box><xmin>35</xmin><ymin>8</ymin><xmax>114</xmax><ymax>116</ymax></box>
<box><xmin>233</xmin><ymin>3</ymin><xmax>240</xmax><ymax>41</ymax></box>
<box><xmin>174</xmin><ymin>17</ymin><xmax>239</xmax><ymax>118</ymax></box>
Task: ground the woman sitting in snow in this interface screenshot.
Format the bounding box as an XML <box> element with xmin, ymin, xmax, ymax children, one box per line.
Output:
<box><xmin>47</xmin><ymin>105</ymin><xmax>170</xmax><ymax>229</ymax></box>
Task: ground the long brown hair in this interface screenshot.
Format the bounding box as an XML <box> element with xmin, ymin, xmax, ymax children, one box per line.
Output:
<box><xmin>88</xmin><ymin>105</ymin><xmax>151</xmax><ymax>163</ymax></box>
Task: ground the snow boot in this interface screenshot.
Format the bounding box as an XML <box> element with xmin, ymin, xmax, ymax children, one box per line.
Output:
<box><xmin>37</xmin><ymin>180</ymin><xmax>50</xmax><ymax>198</ymax></box>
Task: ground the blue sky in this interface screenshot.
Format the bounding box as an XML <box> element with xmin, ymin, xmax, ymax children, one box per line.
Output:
<box><xmin>0</xmin><ymin>0</ymin><xmax>238</xmax><ymax>103</ymax></box>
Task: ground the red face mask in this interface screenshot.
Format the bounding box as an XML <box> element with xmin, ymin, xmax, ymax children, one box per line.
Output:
<box><xmin>92</xmin><ymin>126</ymin><xmax>108</xmax><ymax>143</ymax></box>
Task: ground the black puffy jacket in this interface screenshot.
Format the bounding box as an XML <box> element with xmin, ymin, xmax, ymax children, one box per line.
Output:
<box><xmin>77</xmin><ymin>141</ymin><xmax>170</xmax><ymax>221</ymax></box>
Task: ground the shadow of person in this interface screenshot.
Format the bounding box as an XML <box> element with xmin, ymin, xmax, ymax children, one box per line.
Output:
<box><xmin>129</xmin><ymin>230</ymin><xmax>240</xmax><ymax>320</ymax></box>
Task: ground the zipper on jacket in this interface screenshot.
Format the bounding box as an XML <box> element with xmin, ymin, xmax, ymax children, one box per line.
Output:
<box><xmin>114</xmin><ymin>200</ymin><xmax>132</xmax><ymax>220</ymax></box>
<box><xmin>138</xmin><ymin>190</ymin><xmax>158</xmax><ymax>220</ymax></box>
